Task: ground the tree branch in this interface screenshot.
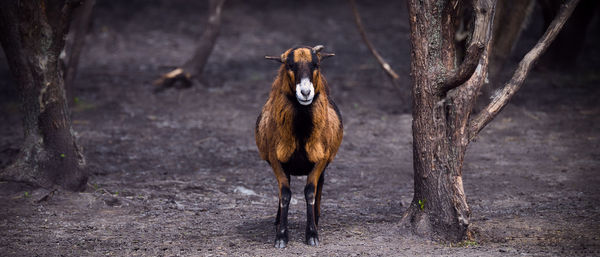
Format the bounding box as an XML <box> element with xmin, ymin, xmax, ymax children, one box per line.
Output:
<box><xmin>154</xmin><ymin>0</ymin><xmax>226</xmax><ymax>91</ymax></box>
<box><xmin>468</xmin><ymin>0</ymin><xmax>580</xmax><ymax>141</ymax></box>
<box><xmin>440</xmin><ymin>42</ymin><xmax>484</xmax><ymax>93</ymax></box>
<box><xmin>349</xmin><ymin>0</ymin><xmax>400</xmax><ymax>81</ymax></box>
<box><xmin>438</xmin><ymin>0</ymin><xmax>493</xmax><ymax>94</ymax></box>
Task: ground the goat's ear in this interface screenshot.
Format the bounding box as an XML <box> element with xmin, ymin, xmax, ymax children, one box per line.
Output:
<box><xmin>265</xmin><ymin>55</ymin><xmax>284</xmax><ymax>63</ymax></box>
<box><xmin>312</xmin><ymin>45</ymin><xmax>335</xmax><ymax>61</ymax></box>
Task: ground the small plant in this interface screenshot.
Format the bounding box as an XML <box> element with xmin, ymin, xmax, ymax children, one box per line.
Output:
<box><xmin>24</xmin><ymin>191</ymin><xmax>30</xmax><ymax>198</ymax></box>
<box><xmin>60</xmin><ymin>153</ymin><xmax>66</xmax><ymax>158</ymax></box>
<box><xmin>418</xmin><ymin>199</ymin><xmax>426</xmax><ymax>210</ymax></box>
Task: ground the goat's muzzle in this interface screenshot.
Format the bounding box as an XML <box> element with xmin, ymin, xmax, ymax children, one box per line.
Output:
<box><xmin>295</xmin><ymin>77</ymin><xmax>315</xmax><ymax>105</ymax></box>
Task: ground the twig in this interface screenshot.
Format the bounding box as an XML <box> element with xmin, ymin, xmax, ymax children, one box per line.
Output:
<box><xmin>468</xmin><ymin>0</ymin><xmax>580</xmax><ymax>141</ymax></box>
<box><xmin>349</xmin><ymin>0</ymin><xmax>400</xmax><ymax>81</ymax></box>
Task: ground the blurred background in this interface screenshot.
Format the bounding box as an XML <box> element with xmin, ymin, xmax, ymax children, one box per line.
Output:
<box><xmin>0</xmin><ymin>0</ymin><xmax>599</xmax><ymax>256</ymax></box>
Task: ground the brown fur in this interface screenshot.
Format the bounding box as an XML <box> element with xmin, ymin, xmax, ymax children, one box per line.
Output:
<box><xmin>255</xmin><ymin>46</ymin><xmax>342</xmax><ymax>247</ymax></box>
<box><xmin>255</xmin><ymin>48</ymin><xmax>342</xmax><ymax>167</ymax></box>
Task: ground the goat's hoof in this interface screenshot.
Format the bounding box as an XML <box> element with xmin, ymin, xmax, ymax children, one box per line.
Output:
<box><xmin>274</xmin><ymin>234</ymin><xmax>288</xmax><ymax>248</ymax></box>
<box><xmin>306</xmin><ymin>235</ymin><xmax>319</xmax><ymax>246</ymax></box>
<box><xmin>274</xmin><ymin>238</ymin><xmax>287</xmax><ymax>248</ymax></box>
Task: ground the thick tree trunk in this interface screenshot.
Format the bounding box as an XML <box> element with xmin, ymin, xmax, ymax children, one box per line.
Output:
<box><xmin>404</xmin><ymin>0</ymin><xmax>579</xmax><ymax>242</ymax></box>
<box><xmin>403</xmin><ymin>0</ymin><xmax>495</xmax><ymax>242</ymax></box>
<box><xmin>0</xmin><ymin>0</ymin><xmax>88</xmax><ymax>191</ymax></box>
<box><xmin>154</xmin><ymin>0</ymin><xmax>226</xmax><ymax>91</ymax></box>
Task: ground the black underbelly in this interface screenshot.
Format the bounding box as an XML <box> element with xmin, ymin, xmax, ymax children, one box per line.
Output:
<box><xmin>281</xmin><ymin>148</ymin><xmax>315</xmax><ymax>176</ymax></box>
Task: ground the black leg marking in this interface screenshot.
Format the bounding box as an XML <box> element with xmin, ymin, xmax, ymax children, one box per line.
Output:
<box><xmin>304</xmin><ymin>183</ymin><xmax>319</xmax><ymax>246</ymax></box>
<box><xmin>315</xmin><ymin>172</ymin><xmax>325</xmax><ymax>226</ymax></box>
<box><xmin>275</xmin><ymin>186</ymin><xmax>291</xmax><ymax>248</ymax></box>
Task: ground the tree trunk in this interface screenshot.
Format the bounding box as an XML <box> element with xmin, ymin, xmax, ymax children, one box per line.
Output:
<box><xmin>153</xmin><ymin>0</ymin><xmax>226</xmax><ymax>91</ymax></box>
<box><xmin>404</xmin><ymin>0</ymin><xmax>579</xmax><ymax>242</ymax></box>
<box><xmin>403</xmin><ymin>0</ymin><xmax>495</xmax><ymax>241</ymax></box>
<box><xmin>0</xmin><ymin>0</ymin><xmax>88</xmax><ymax>191</ymax></box>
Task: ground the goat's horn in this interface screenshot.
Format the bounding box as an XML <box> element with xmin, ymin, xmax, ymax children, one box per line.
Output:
<box><xmin>319</xmin><ymin>53</ymin><xmax>335</xmax><ymax>60</ymax></box>
<box><xmin>312</xmin><ymin>45</ymin><xmax>325</xmax><ymax>53</ymax></box>
<box><xmin>265</xmin><ymin>55</ymin><xmax>283</xmax><ymax>63</ymax></box>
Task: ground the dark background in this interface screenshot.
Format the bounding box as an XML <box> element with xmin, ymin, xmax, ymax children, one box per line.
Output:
<box><xmin>1</xmin><ymin>0</ymin><xmax>599</xmax><ymax>256</ymax></box>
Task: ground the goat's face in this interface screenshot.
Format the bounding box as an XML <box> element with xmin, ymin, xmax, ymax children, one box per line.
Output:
<box><xmin>285</xmin><ymin>48</ymin><xmax>318</xmax><ymax>105</ymax></box>
<box><xmin>266</xmin><ymin>46</ymin><xmax>334</xmax><ymax>106</ymax></box>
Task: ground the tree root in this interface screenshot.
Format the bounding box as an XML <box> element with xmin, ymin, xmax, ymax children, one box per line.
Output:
<box><xmin>0</xmin><ymin>161</ymin><xmax>49</xmax><ymax>190</ymax></box>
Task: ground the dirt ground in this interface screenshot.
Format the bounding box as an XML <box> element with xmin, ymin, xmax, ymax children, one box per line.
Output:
<box><xmin>1</xmin><ymin>0</ymin><xmax>599</xmax><ymax>256</ymax></box>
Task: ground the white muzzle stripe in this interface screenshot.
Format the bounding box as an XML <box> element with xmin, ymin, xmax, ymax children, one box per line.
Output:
<box><xmin>295</xmin><ymin>77</ymin><xmax>315</xmax><ymax>105</ymax></box>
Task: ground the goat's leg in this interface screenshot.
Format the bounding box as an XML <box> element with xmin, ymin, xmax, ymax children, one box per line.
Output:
<box><xmin>271</xmin><ymin>161</ymin><xmax>291</xmax><ymax>248</ymax></box>
<box><xmin>315</xmin><ymin>171</ymin><xmax>325</xmax><ymax>226</ymax></box>
<box><xmin>304</xmin><ymin>161</ymin><xmax>327</xmax><ymax>246</ymax></box>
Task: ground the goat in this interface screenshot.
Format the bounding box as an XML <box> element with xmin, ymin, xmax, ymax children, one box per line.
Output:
<box><xmin>255</xmin><ymin>45</ymin><xmax>343</xmax><ymax>248</ymax></box>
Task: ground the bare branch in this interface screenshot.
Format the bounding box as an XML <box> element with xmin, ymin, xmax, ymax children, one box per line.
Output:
<box><xmin>349</xmin><ymin>0</ymin><xmax>400</xmax><ymax>81</ymax></box>
<box><xmin>154</xmin><ymin>0</ymin><xmax>226</xmax><ymax>91</ymax></box>
<box><xmin>440</xmin><ymin>43</ymin><xmax>485</xmax><ymax>93</ymax></box>
<box><xmin>469</xmin><ymin>0</ymin><xmax>580</xmax><ymax>141</ymax></box>
<box><xmin>438</xmin><ymin>0</ymin><xmax>494</xmax><ymax>94</ymax></box>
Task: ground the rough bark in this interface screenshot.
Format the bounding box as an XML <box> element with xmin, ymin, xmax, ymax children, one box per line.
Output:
<box><xmin>0</xmin><ymin>0</ymin><xmax>88</xmax><ymax>191</ymax></box>
<box><xmin>404</xmin><ymin>0</ymin><xmax>578</xmax><ymax>242</ymax></box>
<box><xmin>154</xmin><ymin>0</ymin><xmax>226</xmax><ymax>91</ymax></box>
<box><xmin>404</xmin><ymin>0</ymin><xmax>495</xmax><ymax>242</ymax></box>
<box><xmin>63</xmin><ymin>0</ymin><xmax>96</xmax><ymax>99</ymax></box>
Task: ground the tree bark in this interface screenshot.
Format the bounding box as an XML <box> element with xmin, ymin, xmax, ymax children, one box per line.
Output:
<box><xmin>0</xmin><ymin>0</ymin><xmax>88</xmax><ymax>191</ymax></box>
<box><xmin>404</xmin><ymin>0</ymin><xmax>578</xmax><ymax>242</ymax></box>
<box><xmin>404</xmin><ymin>0</ymin><xmax>495</xmax><ymax>241</ymax></box>
<box><xmin>154</xmin><ymin>0</ymin><xmax>226</xmax><ymax>91</ymax></box>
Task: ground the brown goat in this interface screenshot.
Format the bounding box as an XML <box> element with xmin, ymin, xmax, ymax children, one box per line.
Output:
<box><xmin>256</xmin><ymin>45</ymin><xmax>343</xmax><ymax>248</ymax></box>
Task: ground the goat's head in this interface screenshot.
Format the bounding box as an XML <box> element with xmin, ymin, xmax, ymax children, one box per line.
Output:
<box><xmin>266</xmin><ymin>45</ymin><xmax>334</xmax><ymax>106</ymax></box>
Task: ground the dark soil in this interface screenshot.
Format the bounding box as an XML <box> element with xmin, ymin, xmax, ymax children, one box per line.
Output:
<box><xmin>1</xmin><ymin>1</ymin><xmax>599</xmax><ymax>256</ymax></box>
